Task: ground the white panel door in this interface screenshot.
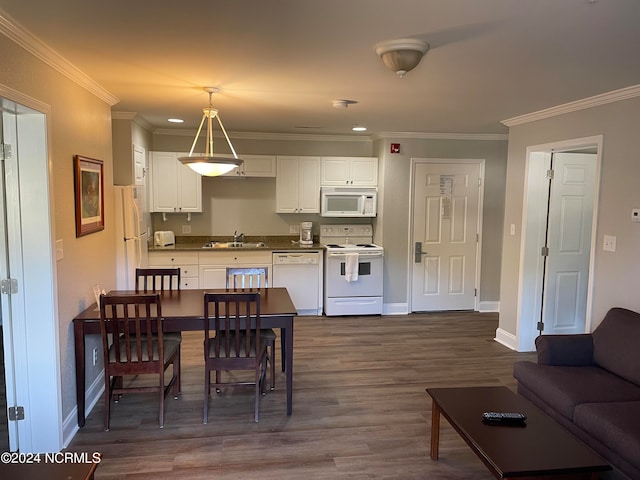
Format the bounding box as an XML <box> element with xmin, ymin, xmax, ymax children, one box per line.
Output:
<box><xmin>542</xmin><ymin>153</ymin><xmax>596</xmax><ymax>334</ymax></box>
<box><xmin>411</xmin><ymin>162</ymin><xmax>481</xmax><ymax>311</ymax></box>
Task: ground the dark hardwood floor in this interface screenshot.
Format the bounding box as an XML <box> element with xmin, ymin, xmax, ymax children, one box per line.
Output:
<box><xmin>69</xmin><ymin>312</ymin><xmax>537</xmax><ymax>479</ymax></box>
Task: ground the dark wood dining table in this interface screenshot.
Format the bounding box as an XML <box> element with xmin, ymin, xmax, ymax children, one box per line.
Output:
<box><xmin>73</xmin><ymin>287</ymin><xmax>298</xmax><ymax>427</ymax></box>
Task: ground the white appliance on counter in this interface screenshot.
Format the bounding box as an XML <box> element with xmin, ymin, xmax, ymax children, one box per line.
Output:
<box><xmin>272</xmin><ymin>251</ymin><xmax>323</xmax><ymax>315</ymax></box>
<box><xmin>320</xmin><ymin>224</ymin><xmax>383</xmax><ymax>316</ymax></box>
<box><xmin>114</xmin><ymin>185</ymin><xmax>149</xmax><ymax>290</ymax></box>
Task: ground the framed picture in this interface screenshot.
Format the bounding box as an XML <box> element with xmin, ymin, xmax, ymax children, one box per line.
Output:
<box><xmin>74</xmin><ymin>155</ymin><xmax>104</xmax><ymax>237</ymax></box>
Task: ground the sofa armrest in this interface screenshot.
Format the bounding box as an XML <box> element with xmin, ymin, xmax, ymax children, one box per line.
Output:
<box><xmin>535</xmin><ymin>334</ymin><xmax>594</xmax><ymax>366</ymax></box>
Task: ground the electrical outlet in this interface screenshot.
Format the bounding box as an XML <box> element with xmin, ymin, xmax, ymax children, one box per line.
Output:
<box><xmin>182</xmin><ymin>225</ymin><xmax>192</xmax><ymax>234</ymax></box>
<box><xmin>92</xmin><ymin>348</ymin><xmax>98</xmax><ymax>366</ymax></box>
<box><xmin>289</xmin><ymin>224</ymin><xmax>300</xmax><ymax>234</ymax></box>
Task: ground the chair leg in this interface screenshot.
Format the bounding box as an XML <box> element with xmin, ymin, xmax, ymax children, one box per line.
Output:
<box><xmin>203</xmin><ymin>367</ymin><xmax>210</xmax><ymax>424</ymax></box>
<box><xmin>173</xmin><ymin>350</ymin><xmax>181</xmax><ymax>398</ymax></box>
<box><xmin>254</xmin><ymin>365</ymin><xmax>261</xmax><ymax>423</ymax></box>
<box><xmin>269</xmin><ymin>339</ymin><xmax>276</xmax><ymax>391</ymax></box>
<box><xmin>159</xmin><ymin>371</ymin><xmax>165</xmax><ymax>428</ymax></box>
<box><xmin>215</xmin><ymin>370</ymin><xmax>221</xmax><ymax>393</ymax></box>
<box><xmin>104</xmin><ymin>372</ymin><xmax>111</xmax><ymax>431</ymax></box>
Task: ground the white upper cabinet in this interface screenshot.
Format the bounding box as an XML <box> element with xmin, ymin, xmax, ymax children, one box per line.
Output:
<box><xmin>276</xmin><ymin>156</ymin><xmax>321</xmax><ymax>213</ymax></box>
<box><xmin>221</xmin><ymin>154</ymin><xmax>276</xmax><ymax>177</ymax></box>
<box><xmin>321</xmin><ymin>156</ymin><xmax>378</xmax><ymax>186</ymax></box>
<box><xmin>149</xmin><ymin>151</ymin><xmax>202</xmax><ymax>213</ymax></box>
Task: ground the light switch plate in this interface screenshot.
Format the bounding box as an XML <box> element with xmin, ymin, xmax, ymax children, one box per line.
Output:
<box><xmin>55</xmin><ymin>239</ymin><xmax>64</xmax><ymax>260</ymax></box>
<box><xmin>603</xmin><ymin>235</ymin><xmax>616</xmax><ymax>252</ymax></box>
<box><xmin>632</xmin><ymin>208</ymin><xmax>640</xmax><ymax>223</ymax></box>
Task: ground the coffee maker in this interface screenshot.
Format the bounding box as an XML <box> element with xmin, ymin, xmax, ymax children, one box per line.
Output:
<box><xmin>299</xmin><ymin>221</ymin><xmax>313</xmax><ymax>245</ymax></box>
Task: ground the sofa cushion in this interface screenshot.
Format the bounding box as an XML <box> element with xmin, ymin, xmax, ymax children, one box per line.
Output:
<box><xmin>573</xmin><ymin>401</ymin><xmax>640</xmax><ymax>478</ymax></box>
<box><xmin>592</xmin><ymin>307</ymin><xmax>640</xmax><ymax>385</ymax></box>
<box><xmin>513</xmin><ymin>361</ymin><xmax>640</xmax><ymax>420</ymax></box>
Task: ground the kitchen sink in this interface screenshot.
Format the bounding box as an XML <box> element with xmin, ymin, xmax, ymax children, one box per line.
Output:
<box><xmin>202</xmin><ymin>241</ymin><xmax>268</xmax><ymax>249</ymax></box>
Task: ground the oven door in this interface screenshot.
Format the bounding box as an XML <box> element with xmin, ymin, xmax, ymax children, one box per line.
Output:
<box><xmin>325</xmin><ymin>251</ymin><xmax>383</xmax><ymax>297</ymax></box>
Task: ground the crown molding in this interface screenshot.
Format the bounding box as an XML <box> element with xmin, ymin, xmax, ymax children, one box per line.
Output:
<box><xmin>502</xmin><ymin>84</ymin><xmax>640</xmax><ymax>127</ymax></box>
<box><xmin>153</xmin><ymin>128</ymin><xmax>373</xmax><ymax>142</ymax></box>
<box><xmin>111</xmin><ymin>111</ymin><xmax>154</xmax><ymax>132</ymax></box>
<box><xmin>0</xmin><ymin>8</ymin><xmax>119</xmax><ymax>106</ymax></box>
<box><xmin>371</xmin><ymin>131</ymin><xmax>508</xmax><ymax>141</ymax></box>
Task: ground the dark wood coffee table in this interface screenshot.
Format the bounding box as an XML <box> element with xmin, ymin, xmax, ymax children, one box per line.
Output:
<box><xmin>426</xmin><ymin>386</ymin><xmax>611</xmax><ymax>479</ymax></box>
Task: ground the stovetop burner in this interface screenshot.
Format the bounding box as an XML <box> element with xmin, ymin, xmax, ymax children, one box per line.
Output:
<box><xmin>356</xmin><ymin>244</ymin><xmax>376</xmax><ymax>248</ymax></box>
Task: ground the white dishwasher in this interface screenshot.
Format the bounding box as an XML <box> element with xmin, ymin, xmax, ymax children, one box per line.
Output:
<box><xmin>272</xmin><ymin>251</ymin><xmax>322</xmax><ymax>315</ymax></box>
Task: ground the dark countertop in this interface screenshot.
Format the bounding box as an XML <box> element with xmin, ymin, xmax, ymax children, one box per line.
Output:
<box><xmin>149</xmin><ymin>236</ymin><xmax>325</xmax><ymax>253</ymax></box>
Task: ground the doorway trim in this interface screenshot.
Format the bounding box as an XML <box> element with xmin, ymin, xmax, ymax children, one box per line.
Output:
<box><xmin>515</xmin><ymin>135</ymin><xmax>602</xmax><ymax>352</ymax></box>
<box><xmin>1</xmin><ymin>82</ymin><xmax>62</xmax><ymax>452</ymax></box>
<box><xmin>408</xmin><ymin>157</ymin><xmax>485</xmax><ymax>312</ymax></box>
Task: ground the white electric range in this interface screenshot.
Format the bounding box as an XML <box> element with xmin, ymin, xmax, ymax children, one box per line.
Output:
<box><xmin>320</xmin><ymin>224</ymin><xmax>384</xmax><ymax>316</ymax></box>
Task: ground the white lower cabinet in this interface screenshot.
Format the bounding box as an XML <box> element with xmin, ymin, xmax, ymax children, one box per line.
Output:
<box><xmin>198</xmin><ymin>251</ymin><xmax>272</xmax><ymax>289</ymax></box>
<box><xmin>147</xmin><ymin>251</ymin><xmax>199</xmax><ymax>289</ymax></box>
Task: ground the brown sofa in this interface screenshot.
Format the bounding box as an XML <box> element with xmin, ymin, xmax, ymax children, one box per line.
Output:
<box><xmin>513</xmin><ymin>307</ymin><xmax>640</xmax><ymax>480</ymax></box>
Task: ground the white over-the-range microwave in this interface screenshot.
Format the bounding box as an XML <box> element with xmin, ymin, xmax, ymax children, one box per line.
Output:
<box><xmin>320</xmin><ymin>187</ymin><xmax>377</xmax><ymax>217</ymax></box>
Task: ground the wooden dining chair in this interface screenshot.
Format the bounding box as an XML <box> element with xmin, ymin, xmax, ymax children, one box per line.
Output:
<box><xmin>135</xmin><ymin>267</ymin><xmax>181</xmax><ymax>292</ymax></box>
<box><xmin>203</xmin><ymin>291</ymin><xmax>269</xmax><ymax>423</ymax></box>
<box><xmin>99</xmin><ymin>293</ymin><xmax>181</xmax><ymax>431</ymax></box>
<box><xmin>226</xmin><ymin>267</ymin><xmax>276</xmax><ymax>391</ymax></box>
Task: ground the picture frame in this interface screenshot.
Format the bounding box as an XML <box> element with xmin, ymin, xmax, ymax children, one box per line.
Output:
<box><xmin>74</xmin><ymin>155</ymin><xmax>104</xmax><ymax>237</ymax></box>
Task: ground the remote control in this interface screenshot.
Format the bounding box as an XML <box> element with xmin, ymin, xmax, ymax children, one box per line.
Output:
<box><xmin>482</xmin><ymin>412</ymin><xmax>527</xmax><ymax>424</ymax></box>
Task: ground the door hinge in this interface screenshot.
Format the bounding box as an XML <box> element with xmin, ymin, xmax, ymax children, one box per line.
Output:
<box><xmin>8</xmin><ymin>406</ymin><xmax>25</xmax><ymax>421</ymax></box>
<box><xmin>474</xmin><ymin>288</ymin><xmax>477</xmax><ymax>297</ymax></box>
<box><xmin>546</xmin><ymin>169</ymin><xmax>554</xmax><ymax>180</ymax></box>
<box><xmin>1</xmin><ymin>278</ymin><xmax>18</xmax><ymax>294</ymax></box>
<box><xmin>537</xmin><ymin>321</ymin><xmax>545</xmax><ymax>332</ymax></box>
<box><xmin>541</xmin><ymin>246</ymin><xmax>549</xmax><ymax>256</ymax></box>
<box><xmin>0</xmin><ymin>143</ymin><xmax>11</xmax><ymax>161</ymax></box>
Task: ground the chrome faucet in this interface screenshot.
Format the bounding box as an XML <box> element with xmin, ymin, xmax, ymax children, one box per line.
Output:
<box><xmin>233</xmin><ymin>230</ymin><xmax>245</xmax><ymax>243</ymax></box>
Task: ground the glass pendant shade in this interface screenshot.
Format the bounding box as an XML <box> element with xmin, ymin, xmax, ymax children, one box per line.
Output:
<box><xmin>178</xmin><ymin>89</ymin><xmax>243</xmax><ymax>176</ymax></box>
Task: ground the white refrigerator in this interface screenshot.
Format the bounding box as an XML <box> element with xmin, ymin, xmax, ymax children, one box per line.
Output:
<box><xmin>114</xmin><ymin>185</ymin><xmax>149</xmax><ymax>290</ymax></box>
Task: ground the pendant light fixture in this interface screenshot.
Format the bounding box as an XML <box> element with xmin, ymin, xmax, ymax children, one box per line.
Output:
<box><xmin>178</xmin><ymin>87</ymin><xmax>243</xmax><ymax>176</ymax></box>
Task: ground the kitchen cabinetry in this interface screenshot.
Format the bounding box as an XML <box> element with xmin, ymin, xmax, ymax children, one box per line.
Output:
<box><xmin>321</xmin><ymin>156</ymin><xmax>378</xmax><ymax>186</ymax></box>
<box><xmin>222</xmin><ymin>154</ymin><xmax>276</xmax><ymax>177</ymax></box>
<box><xmin>148</xmin><ymin>251</ymin><xmax>199</xmax><ymax>289</ymax></box>
<box><xmin>149</xmin><ymin>151</ymin><xmax>202</xmax><ymax>213</ymax></box>
<box><xmin>199</xmin><ymin>251</ymin><xmax>272</xmax><ymax>289</ymax></box>
<box><xmin>276</xmin><ymin>156</ymin><xmax>321</xmax><ymax>213</ymax></box>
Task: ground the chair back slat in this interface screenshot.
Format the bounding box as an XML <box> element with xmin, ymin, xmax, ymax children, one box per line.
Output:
<box><xmin>204</xmin><ymin>292</ymin><xmax>261</xmax><ymax>362</ymax></box>
<box><xmin>135</xmin><ymin>267</ymin><xmax>181</xmax><ymax>292</ymax></box>
<box><xmin>99</xmin><ymin>293</ymin><xmax>164</xmax><ymax>366</ymax></box>
<box><xmin>226</xmin><ymin>267</ymin><xmax>268</xmax><ymax>289</ymax></box>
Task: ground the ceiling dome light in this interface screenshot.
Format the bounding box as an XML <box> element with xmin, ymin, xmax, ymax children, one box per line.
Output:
<box><xmin>375</xmin><ymin>38</ymin><xmax>430</xmax><ymax>78</ymax></box>
<box><xmin>168</xmin><ymin>118</ymin><xmax>184</xmax><ymax>123</ymax></box>
<box><xmin>352</xmin><ymin>126</ymin><xmax>367</xmax><ymax>132</ymax></box>
<box><xmin>178</xmin><ymin>87</ymin><xmax>243</xmax><ymax>177</ymax></box>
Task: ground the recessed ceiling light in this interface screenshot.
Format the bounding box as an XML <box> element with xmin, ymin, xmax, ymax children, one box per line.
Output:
<box><xmin>352</xmin><ymin>126</ymin><xmax>367</xmax><ymax>132</ymax></box>
<box><xmin>168</xmin><ymin>118</ymin><xmax>184</xmax><ymax>123</ymax></box>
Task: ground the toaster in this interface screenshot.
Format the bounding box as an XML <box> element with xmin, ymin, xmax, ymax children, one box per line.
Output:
<box><xmin>154</xmin><ymin>231</ymin><xmax>175</xmax><ymax>246</ymax></box>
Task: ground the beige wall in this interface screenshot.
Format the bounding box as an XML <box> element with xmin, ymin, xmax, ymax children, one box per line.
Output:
<box><xmin>499</xmin><ymin>96</ymin><xmax>640</xmax><ymax>339</ymax></box>
<box><xmin>149</xmin><ymin>132</ymin><xmax>374</xmax><ymax>238</ymax></box>
<box><xmin>149</xmin><ymin>133</ymin><xmax>509</xmax><ymax>307</ymax></box>
<box><xmin>373</xmin><ymin>136</ymin><xmax>509</xmax><ymax>306</ymax></box>
<box><xmin>1</xmin><ymin>35</ymin><xmax>115</xmax><ymax>421</ymax></box>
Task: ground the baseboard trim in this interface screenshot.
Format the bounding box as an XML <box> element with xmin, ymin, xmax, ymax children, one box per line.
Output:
<box><xmin>63</xmin><ymin>372</ymin><xmax>104</xmax><ymax>447</ymax></box>
<box><xmin>494</xmin><ymin>328</ymin><xmax>518</xmax><ymax>351</ymax></box>
<box><xmin>478</xmin><ymin>301</ymin><xmax>500</xmax><ymax>312</ymax></box>
<box><xmin>383</xmin><ymin>303</ymin><xmax>409</xmax><ymax>315</ymax></box>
